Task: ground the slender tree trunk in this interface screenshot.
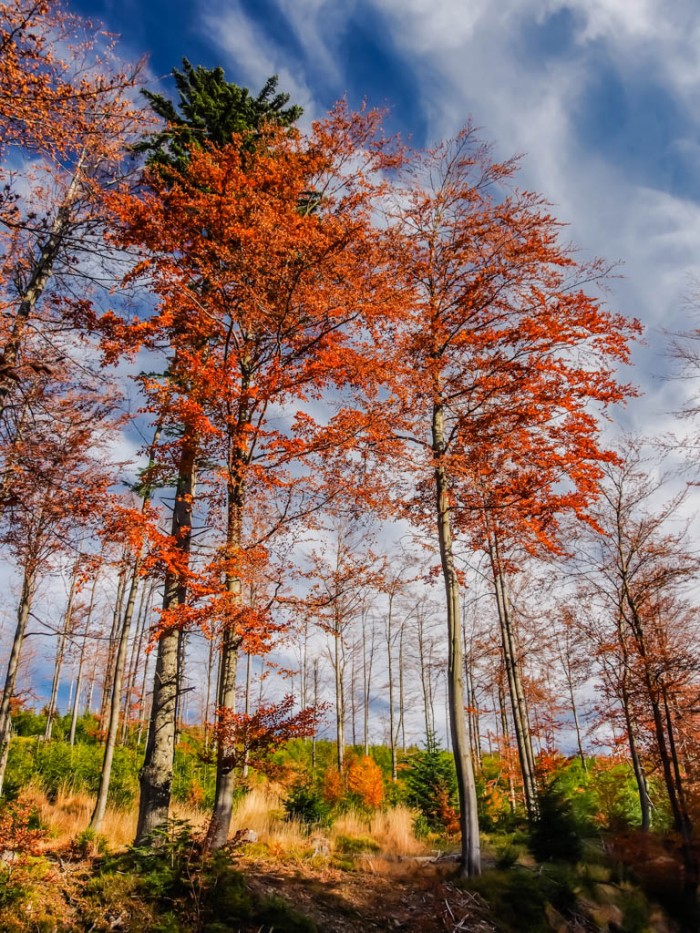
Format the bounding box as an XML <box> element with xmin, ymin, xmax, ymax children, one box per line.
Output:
<box><xmin>311</xmin><ymin>658</ymin><xmax>319</xmax><ymax>771</ymax></box>
<box><xmin>398</xmin><ymin>621</ymin><xmax>406</xmax><ymax>752</ymax></box>
<box><xmin>362</xmin><ymin>610</ymin><xmax>374</xmax><ymax>755</ymax></box>
<box><xmin>241</xmin><ymin>651</ymin><xmax>252</xmax><ymax>779</ymax></box>
<box><xmin>99</xmin><ymin>564</ymin><xmax>127</xmax><ymax>731</ymax></box>
<box><xmin>135</xmin><ymin>436</ymin><xmax>196</xmax><ymax>845</ymax></box>
<box><xmin>90</xmin><ymin>557</ymin><xmax>143</xmax><ymax>831</ymax></box>
<box><xmin>122</xmin><ymin>582</ymin><xmax>155</xmax><ymax>744</ymax></box>
<box><xmin>204</xmin><ymin>471</ymin><xmax>245</xmax><ymax>851</ymax></box>
<box><xmin>432</xmin><ymin>401</ymin><xmax>480</xmax><ymax>877</ymax></box>
<box><xmin>417</xmin><ymin>611</ymin><xmax>434</xmax><ymax>744</ymax></box>
<box><xmin>44</xmin><ymin>572</ymin><xmax>77</xmax><ymax>740</ymax></box>
<box><xmin>0</xmin><ymin>161</ymin><xmax>85</xmax><ymax>421</ymax></box>
<box><xmin>621</xmin><ymin>682</ymin><xmax>651</xmax><ymax>831</ymax></box>
<box><xmin>490</xmin><ymin>558</ymin><xmax>538</xmax><ymax>820</ymax></box>
<box><xmin>386</xmin><ymin>594</ymin><xmax>397</xmax><ymax>781</ymax></box>
<box><xmin>69</xmin><ymin>631</ymin><xmax>87</xmax><ymax>746</ymax></box>
<box><xmin>203</xmin><ymin>635</ymin><xmax>216</xmax><ymax>753</ymax></box>
<box><xmin>0</xmin><ymin>565</ymin><xmax>37</xmax><ymax>795</ymax></box>
<box><xmin>334</xmin><ymin>611</ymin><xmax>345</xmax><ymax>773</ymax></box>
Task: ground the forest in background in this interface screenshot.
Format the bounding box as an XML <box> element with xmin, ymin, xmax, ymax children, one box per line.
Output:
<box><xmin>1</xmin><ymin>1</ymin><xmax>700</xmax><ymax>930</ymax></box>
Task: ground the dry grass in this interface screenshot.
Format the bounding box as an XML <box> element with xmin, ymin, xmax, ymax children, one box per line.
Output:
<box><xmin>22</xmin><ymin>783</ymin><xmax>207</xmax><ymax>850</ymax></box>
<box><xmin>331</xmin><ymin>806</ymin><xmax>425</xmax><ymax>857</ymax></box>
<box><xmin>23</xmin><ymin>779</ymin><xmax>426</xmax><ymax>863</ymax></box>
<box><xmin>229</xmin><ymin>784</ymin><xmax>427</xmax><ymax>861</ymax></box>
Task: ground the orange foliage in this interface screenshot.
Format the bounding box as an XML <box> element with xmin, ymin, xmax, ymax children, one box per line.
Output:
<box><xmin>322</xmin><ymin>767</ymin><xmax>344</xmax><ymax>806</ymax></box>
<box><xmin>213</xmin><ymin>695</ymin><xmax>320</xmax><ymax>777</ymax></box>
<box><xmin>347</xmin><ymin>755</ymin><xmax>385</xmax><ymax>810</ymax></box>
<box><xmin>0</xmin><ymin>794</ymin><xmax>46</xmax><ymax>858</ymax></box>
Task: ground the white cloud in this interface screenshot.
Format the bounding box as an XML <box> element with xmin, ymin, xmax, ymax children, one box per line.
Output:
<box><xmin>200</xmin><ymin>0</ymin><xmax>318</xmax><ymax>122</ymax></box>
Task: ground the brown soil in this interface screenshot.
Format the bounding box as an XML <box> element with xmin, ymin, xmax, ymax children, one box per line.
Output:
<box><xmin>242</xmin><ymin>856</ymin><xmax>497</xmax><ymax>933</ymax></box>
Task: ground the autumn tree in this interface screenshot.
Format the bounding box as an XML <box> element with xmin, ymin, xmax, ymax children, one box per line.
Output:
<box><xmin>368</xmin><ymin>127</ymin><xmax>639</xmax><ymax>876</ymax></box>
<box><xmin>0</xmin><ymin>1</ymin><xmax>147</xmax><ymax>426</ymax></box>
<box><xmin>104</xmin><ymin>97</ymin><xmax>402</xmax><ymax>847</ymax></box>
<box><xmin>97</xmin><ymin>63</ymin><xmax>305</xmax><ymax>846</ymax></box>
<box><xmin>0</xmin><ymin>376</ymin><xmax>120</xmax><ymax>792</ymax></box>
<box><xmin>575</xmin><ymin>441</ymin><xmax>700</xmax><ymax>897</ymax></box>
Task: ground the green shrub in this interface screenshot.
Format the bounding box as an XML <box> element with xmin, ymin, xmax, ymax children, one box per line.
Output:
<box><xmin>334</xmin><ymin>834</ymin><xmax>380</xmax><ymax>855</ymax></box>
<box><xmin>404</xmin><ymin>744</ymin><xmax>459</xmax><ymax>834</ymax></box>
<box><xmin>530</xmin><ymin>783</ymin><xmax>583</xmax><ymax>864</ymax></box>
<box><xmin>284</xmin><ymin>784</ymin><xmax>332</xmax><ymax>827</ymax></box>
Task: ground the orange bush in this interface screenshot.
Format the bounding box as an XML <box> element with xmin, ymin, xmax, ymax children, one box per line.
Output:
<box><xmin>347</xmin><ymin>756</ymin><xmax>384</xmax><ymax>810</ymax></box>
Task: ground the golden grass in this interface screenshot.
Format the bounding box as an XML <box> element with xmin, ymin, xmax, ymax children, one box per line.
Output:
<box><xmin>24</xmin><ymin>779</ymin><xmax>427</xmax><ymax>863</ymax></box>
<box><xmin>229</xmin><ymin>785</ymin><xmax>427</xmax><ymax>859</ymax></box>
<box><xmin>25</xmin><ymin>784</ymin><xmax>207</xmax><ymax>850</ymax></box>
<box><xmin>332</xmin><ymin>805</ymin><xmax>426</xmax><ymax>857</ymax></box>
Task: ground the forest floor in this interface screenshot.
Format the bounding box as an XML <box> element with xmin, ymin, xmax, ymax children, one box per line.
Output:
<box><xmin>241</xmin><ymin>854</ymin><xmax>497</xmax><ymax>933</ymax></box>
<box><xmin>0</xmin><ymin>785</ymin><xmax>689</xmax><ymax>932</ymax></box>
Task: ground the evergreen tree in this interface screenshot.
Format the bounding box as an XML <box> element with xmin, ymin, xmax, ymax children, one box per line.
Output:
<box><xmin>136</xmin><ymin>59</ymin><xmax>302</xmax><ymax>170</ymax></box>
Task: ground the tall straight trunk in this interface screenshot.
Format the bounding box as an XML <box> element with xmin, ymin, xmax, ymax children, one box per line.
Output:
<box><xmin>241</xmin><ymin>651</ymin><xmax>252</xmax><ymax>779</ymax></box>
<box><xmin>122</xmin><ymin>582</ymin><xmax>155</xmax><ymax>744</ymax></box>
<box><xmin>0</xmin><ymin>160</ymin><xmax>84</xmax><ymax>421</ymax></box>
<box><xmin>91</xmin><ymin>557</ymin><xmax>143</xmax><ymax>831</ymax></box>
<box><xmin>350</xmin><ymin>643</ymin><xmax>358</xmax><ymax>747</ymax></box>
<box><xmin>498</xmin><ymin>679</ymin><xmax>517</xmax><ymax>812</ymax></box>
<box><xmin>136</xmin><ymin>436</ymin><xmax>196</xmax><ymax>844</ymax></box>
<box><xmin>621</xmin><ymin>680</ymin><xmax>651</xmax><ymax>831</ymax></box>
<box><xmin>99</xmin><ymin>565</ymin><xmax>127</xmax><ymax>731</ymax></box>
<box><xmin>333</xmin><ymin>611</ymin><xmax>346</xmax><ymax>773</ymax></box>
<box><xmin>203</xmin><ymin>634</ymin><xmax>216</xmax><ymax>753</ymax></box>
<box><xmin>362</xmin><ymin>609</ymin><xmax>374</xmax><ymax>755</ymax></box>
<box><xmin>462</xmin><ymin>615</ymin><xmax>481</xmax><ymax>773</ymax></box>
<box><xmin>67</xmin><ymin>574</ymin><xmax>99</xmax><ymax>747</ymax></box>
<box><xmin>173</xmin><ymin>629</ymin><xmax>187</xmax><ymax>746</ymax></box>
<box><xmin>44</xmin><ymin>572</ymin><xmax>77</xmax><ymax>740</ymax></box>
<box><xmin>492</xmin><ymin>565</ymin><xmax>538</xmax><ymax>819</ymax></box>
<box><xmin>135</xmin><ymin>648</ymin><xmax>152</xmax><ymax>749</ymax></box>
<box><xmin>417</xmin><ymin>609</ymin><xmax>434</xmax><ymax>743</ymax></box>
<box><xmin>204</xmin><ymin>473</ymin><xmax>244</xmax><ymax>851</ymax></box>
<box><xmin>386</xmin><ymin>594</ymin><xmax>397</xmax><ymax>780</ymax></box>
<box><xmin>0</xmin><ymin>565</ymin><xmax>37</xmax><ymax>795</ymax></box>
<box><xmin>398</xmin><ymin>621</ymin><xmax>406</xmax><ymax>752</ymax></box>
<box><xmin>432</xmin><ymin>402</ymin><xmax>480</xmax><ymax>877</ymax></box>
<box><xmin>311</xmin><ymin>658</ymin><xmax>319</xmax><ymax>771</ymax></box>
<box><xmin>68</xmin><ymin>631</ymin><xmax>87</xmax><ymax>746</ymax></box>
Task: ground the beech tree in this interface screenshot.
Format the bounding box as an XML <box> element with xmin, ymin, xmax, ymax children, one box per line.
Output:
<box><xmin>577</xmin><ymin>442</ymin><xmax>700</xmax><ymax>897</ymax></box>
<box><xmin>104</xmin><ymin>96</ymin><xmax>402</xmax><ymax>846</ymax></box>
<box><xmin>371</xmin><ymin>127</ymin><xmax>639</xmax><ymax>876</ymax></box>
<box><xmin>0</xmin><ymin>379</ymin><xmax>118</xmax><ymax>792</ymax></box>
<box><xmin>0</xmin><ymin>1</ymin><xmax>146</xmax><ymax>426</ymax></box>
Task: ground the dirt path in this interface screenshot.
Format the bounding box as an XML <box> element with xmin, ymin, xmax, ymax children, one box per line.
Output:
<box><xmin>242</xmin><ymin>857</ymin><xmax>497</xmax><ymax>933</ymax></box>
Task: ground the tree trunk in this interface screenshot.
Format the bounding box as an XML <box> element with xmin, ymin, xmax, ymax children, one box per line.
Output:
<box><xmin>135</xmin><ymin>435</ymin><xmax>196</xmax><ymax>845</ymax></box>
<box><xmin>68</xmin><ymin>631</ymin><xmax>87</xmax><ymax>746</ymax></box>
<box><xmin>621</xmin><ymin>682</ymin><xmax>651</xmax><ymax>831</ymax></box>
<box><xmin>0</xmin><ymin>161</ymin><xmax>85</xmax><ymax>421</ymax></box>
<box><xmin>362</xmin><ymin>609</ymin><xmax>374</xmax><ymax>756</ymax></box>
<box><xmin>334</xmin><ymin>610</ymin><xmax>346</xmax><ymax>773</ymax></box>
<box><xmin>204</xmin><ymin>469</ymin><xmax>245</xmax><ymax>851</ymax></box>
<box><xmin>90</xmin><ymin>557</ymin><xmax>142</xmax><ymax>831</ymax></box>
<box><xmin>241</xmin><ymin>651</ymin><xmax>252</xmax><ymax>779</ymax></box>
<box><xmin>0</xmin><ymin>565</ymin><xmax>37</xmax><ymax>794</ymax></box>
<box><xmin>432</xmin><ymin>401</ymin><xmax>480</xmax><ymax>877</ymax></box>
<box><xmin>99</xmin><ymin>564</ymin><xmax>127</xmax><ymax>731</ymax></box>
<box><xmin>386</xmin><ymin>593</ymin><xmax>397</xmax><ymax>781</ymax></box>
<box><xmin>492</xmin><ymin>565</ymin><xmax>539</xmax><ymax>820</ymax></box>
<box><xmin>44</xmin><ymin>572</ymin><xmax>77</xmax><ymax>740</ymax></box>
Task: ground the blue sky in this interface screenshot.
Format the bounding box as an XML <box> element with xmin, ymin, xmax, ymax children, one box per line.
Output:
<box><xmin>70</xmin><ymin>0</ymin><xmax>700</xmax><ymax>436</ymax></box>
